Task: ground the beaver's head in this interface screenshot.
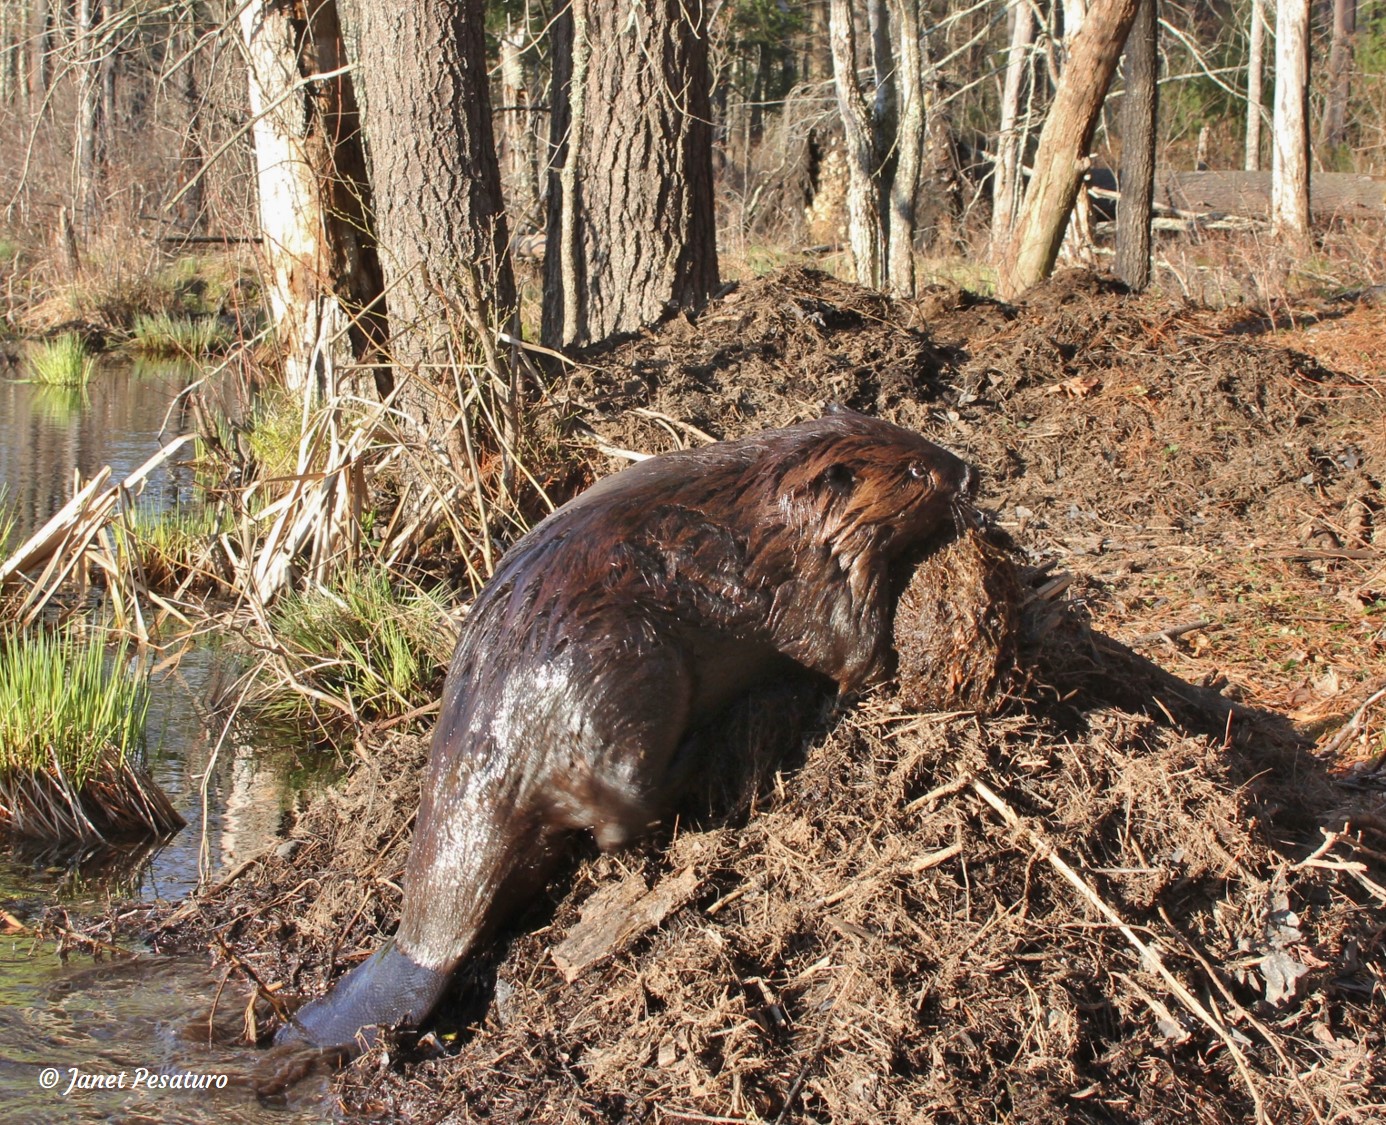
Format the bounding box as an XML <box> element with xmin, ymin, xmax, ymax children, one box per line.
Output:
<box><xmin>777</xmin><ymin>407</ymin><xmax>975</xmax><ymax>562</ymax></box>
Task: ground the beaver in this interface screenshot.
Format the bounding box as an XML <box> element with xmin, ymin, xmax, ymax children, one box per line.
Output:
<box><xmin>275</xmin><ymin>407</ymin><xmax>974</xmax><ymax>1050</ymax></box>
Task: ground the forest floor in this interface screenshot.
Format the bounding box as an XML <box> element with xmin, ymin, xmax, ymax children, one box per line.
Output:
<box><xmin>151</xmin><ymin>267</ymin><xmax>1386</xmax><ymax>1123</ymax></box>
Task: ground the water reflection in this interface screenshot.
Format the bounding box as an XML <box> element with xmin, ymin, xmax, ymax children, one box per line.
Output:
<box><xmin>0</xmin><ymin>355</ymin><xmax>335</xmax><ymax>1121</ymax></box>
<box><xmin>0</xmin><ymin>354</ymin><xmax>213</xmax><ymax>544</ymax></box>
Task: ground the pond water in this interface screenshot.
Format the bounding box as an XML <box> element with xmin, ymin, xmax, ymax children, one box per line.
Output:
<box><xmin>0</xmin><ymin>356</ymin><xmax>333</xmax><ymax>1122</ymax></box>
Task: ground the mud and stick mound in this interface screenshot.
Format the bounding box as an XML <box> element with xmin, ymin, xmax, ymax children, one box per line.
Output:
<box><xmin>155</xmin><ymin>269</ymin><xmax>1385</xmax><ymax>1122</ymax></box>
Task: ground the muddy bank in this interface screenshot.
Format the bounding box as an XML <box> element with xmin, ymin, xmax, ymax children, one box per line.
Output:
<box><xmin>153</xmin><ymin>269</ymin><xmax>1385</xmax><ymax>1122</ymax></box>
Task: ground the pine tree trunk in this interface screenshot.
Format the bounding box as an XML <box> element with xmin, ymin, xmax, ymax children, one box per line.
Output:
<box><xmin>542</xmin><ymin>0</ymin><xmax>718</xmax><ymax>349</ymax></box>
<box><xmin>351</xmin><ymin>0</ymin><xmax>514</xmax><ymax>415</ymax></box>
<box><xmin>828</xmin><ymin>0</ymin><xmax>882</xmax><ymax>287</ymax></box>
<box><xmin>996</xmin><ymin>0</ymin><xmax>1139</xmax><ymax>299</ymax></box>
<box><xmin>1271</xmin><ymin>0</ymin><xmax>1311</xmax><ymax>243</ymax></box>
<box><xmin>991</xmin><ymin>0</ymin><xmax>1035</xmax><ymax>254</ymax></box>
<box><xmin>1245</xmin><ymin>0</ymin><xmax>1266</xmax><ymax>170</ymax></box>
<box><xmin>1115</xmin><ymin>0</ymin><xmax>1157</xmax><ymax>290</ymax></box>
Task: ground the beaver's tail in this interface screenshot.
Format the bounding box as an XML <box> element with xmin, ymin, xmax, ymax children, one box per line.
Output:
<box><xmin>273</xmin><ymin>939</ymin><xmax>451</xmax><ymax>1051</ymax></box>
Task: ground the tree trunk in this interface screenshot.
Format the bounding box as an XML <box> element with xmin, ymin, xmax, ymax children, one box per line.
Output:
<box><xmin>1059</xmin><ymin>0</ymin><xmax>1096</xmax><ymax>266</ymax></box>
<box><xmin>1115</xmin><ymin>0</ymin><xmax>1157</xmax><ymax>290</ymax></box>
<box><xmin>886</xmin><ymin>0</ymin><xmax>922</xmax><ymax>296</ymax></box>
<box><xmin>75</xmin><ymin>0</ymin><xmax>104</xmax><ymax>236</ymax></box>
<box><xmin>28</xmin><ymin>0</ymin><xmax>50</xmax><ymax>107</ymax></box>
<box><xmin>1271</xmin><ymin>0</ymin><xmax>1311</xmax><ymax>244</ymax></box>
<box><xmin>351</xmin><ymin>0</ymin><xmax>513</xmax><ymax>396</ymax></box>
<box><xmin>996</xmin><ymin>0</ymin><xmax>1139</xmax><ymax>300</ymax></box>
<box><xmin>1245</xmin><ymin>0</ymin><xmax>1266</xmax><ymax>171</ymax></box>
<box><xmin>542</xmin><ymin>0</ymin><xmax>718</xmax><ymax>349</ymax></box>
<box><xmin>241</xmin><ymin>0</ymin><xmax>388</xmax><ymax>399</ymax></box>
<box><xmin>1323</xmin><ymin>0</ymin><xmax>1355</xmax><ymax>150</ymax></box>
<box><xmin>828</xmin><ymin>0</ymin><xmax>882</xmax><ymax>287</ymax></box>
<box><xmin>499</xmin><ymin>21</ymin><xmax>540</xmax><ymax>229</ymax></box>
<box><xmin>991</xmin><ymin>0</ymin><xmax>1035</xmax><ymax>254</ymax></box>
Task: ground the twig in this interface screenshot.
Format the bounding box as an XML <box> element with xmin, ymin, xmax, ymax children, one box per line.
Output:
<box><xmin>1127</xmin><ymin>620</ymin><xmax>1213</xmax><ymax>648</ymax></box>
<box><xmin>1318</xmin><ymin>685</ymin><xmax>1386</xmax><ymax>758</ymax></box>
<box><xmin>970</xmin><ymin>778</ymin><xmax>1270</xmax><ymax>1125</ymax></box>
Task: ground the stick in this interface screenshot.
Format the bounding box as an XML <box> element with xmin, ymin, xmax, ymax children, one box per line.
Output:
<box><xmin>970</xmin><ymin>778</ymin><xmax>1270</xmax><ymax>1125</ymax></box>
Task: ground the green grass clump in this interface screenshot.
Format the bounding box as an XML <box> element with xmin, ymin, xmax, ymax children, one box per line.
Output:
<box><xmin>129</xmin><ymin>311</ymin><xmax>233</xmax><ymax>358</ymax></box>
<box><xmin>0</xmin><ymin>628</ymin><xmax>182</xmax><ymax>843</ymax></box>
<box><xmin>118</xmin><ymin>504</ymin><xmax>230</xmax><ymax>591</ymax></box>
<box><xmin>26</xmin><ymin>333</ymin><xmax>96</xmax><ymax>387</ymax></box>
<box><xmin>261</xmin><ymin>568</ymin><xmax>455</xmax><ymax>726</ymax></box>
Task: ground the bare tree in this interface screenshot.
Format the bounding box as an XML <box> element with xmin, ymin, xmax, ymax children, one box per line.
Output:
<box><xmin>543</xmin><ymin>0</ymin><xmax>718</xmax><ymax>349</ymax></box>
<box><xmin>886</xmin><ymin>0</ymin><xmax>923</xmax><ymax>296</ymax></box>
<box><xmin>991</xmin><ymin>0</ymin><xmax>1036</xmax><ymax>254</ymax></box>
<box><xmin>828</xmin><ymin>0</ymin><xmax>882</xmax><ymax>287</ymax></box>
<box><xmin>1245</xmin><ymin>0</ymin><xmax>1266</xmax><ymax>170</ymax></box>
<box><xmin>1271</xmin><ymin>0</ymin><xmax>1310</xmax><ymax>244</ymax></box>
<box><xmin>1323</xmin><ymin>0</ymin><xmax>1356</xmax><ymax>150</ymax></box>
<box><xmin>1115</xmin><ymin>0</ymin><xmax>1157</xmax><ymax>290</ymax></box>
<box><xmin>996</xmin><ymin>0</ymin><xmax>1139</xmax><ymax>299</ymax></box>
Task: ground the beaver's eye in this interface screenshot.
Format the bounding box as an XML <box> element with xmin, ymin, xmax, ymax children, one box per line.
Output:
<box><xmin>907</xmin><ymin>461</ymin><xmax>928</xmax><ymax>481</ymax></box>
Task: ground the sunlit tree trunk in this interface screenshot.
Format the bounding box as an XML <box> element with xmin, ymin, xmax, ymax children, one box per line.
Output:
<box><xmin>828</xmin><ymin>0</ymin><xmax>883</xmax><ymax>287</ymax></box>
<box><xmin>991</xmin><ymin>0</ymin><xmax>1035</xmax><ymax>254</ymax></box>
<box><xmin>1271</xmin><ymin>0</ymin><xmax>1311</xmax><ymax>244</ymax></box>
<box><xmin>1115</xmin><ymin>0</ymin><xmax>1157</xmax><ymax>290</ymax></box>
<box><xmin>1245</xmin><ymin>0</ymin><xmax>1266</xmax><ymax>170</ymax></box>
<box><xmin>543</xmin><ymin>0</ymin><xmax>717</xmax><ymax>349</ymax></box>
<box><xmin>886</xmin><ymin>0</ymin><xmax>922</xmax><ymax>296</ymax></box>
<box><xmin>997</xmin><ymin>0</ymin><xmax>1139</xmax><ymax>299</ymax></box>
<box><xmin>241</xmin><ymin>0</ymin><xmax>386</xmax><ymax>399</ymax></box>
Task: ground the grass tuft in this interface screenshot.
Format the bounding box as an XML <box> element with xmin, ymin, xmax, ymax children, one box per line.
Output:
<box><xmin>0</xmin><ymin>628</ymin><xmax>183</xmax><ymax>843</ymax></box>
<box><xmin>128</xmin><ymin>311</ymin><xmax>233</xmax><ymax>358</ymax></box>
<box><xmin>258</xmin><ymin>567</ymin><xmax>455</xmax><ymax>728</ymax></box>
<box><xmin>26</xmin><ymin>332</ymin><xmax>96</xmax><ymax>387</ymax></box>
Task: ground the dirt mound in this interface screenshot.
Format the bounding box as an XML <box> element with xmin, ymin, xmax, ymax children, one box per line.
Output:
<box><xmin>150</xmin><ymin>268</ymin><xmax>1386</xmax><ymax>1123</ymax></box>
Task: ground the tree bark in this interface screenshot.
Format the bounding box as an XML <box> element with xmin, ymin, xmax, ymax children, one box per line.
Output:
<box><xmin>828</xmin><ymin>0</ymin><xmax>882</xmax><ymax>287</ymax></box>
<box><xmin>241</xmin><ymin>1</ymin><xmax>388</xmax><ymax>399</ymax></box>
<box><xmin>1115</xmin><ymin>0</ymin><xmax>1157</xmax><ymax>290</ymax></box>
<box><xmin>996</xmin><ymin>0</ymin><xmax>1139</xmax><ymax>300</ymax></box>
<box><xmin>991</xmin><ymin>0</ymin><xmax>1035</xmax><ymax>254</ymax></box>
<box><xmin>351</xmin><ymin>0</ymin><xmax>514</xmax><ymax>414</ymax></box>
<box><xmin>886</xmin><ymin>0</ymin><xmax>922</xmax><ymax>296</ymax></box>
<box><xmin>1323</xmin><ymin>0</ymin><xmax>1356</xmax><ymax>150</ymax></box>
<box><xmin>542</xmin><ymin>0</ymin><xmax>718</xmax><ymax>349</ymax></box>
<box><xmin>1245</xmin><ymin>0</ymin><xmax>1266</xmax><ymax>170</ymax></box>
<box><xmin>1271</xmin><ymin>0</ymin><xmax>1311</xmax><ymax>244</ymax></box>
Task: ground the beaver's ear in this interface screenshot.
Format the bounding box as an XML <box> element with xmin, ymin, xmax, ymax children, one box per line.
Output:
<box><xmin>822</xmin><ymin>402</ymin><xmax>862</xmax><ymax>418</ymax></box>
<box><xmin>814</xmin><ymin>462</ymin><xmax>856</xmax><ymax>495</ymax></box>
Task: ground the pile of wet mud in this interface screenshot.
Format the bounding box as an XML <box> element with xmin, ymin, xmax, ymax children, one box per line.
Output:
<box><xmin>151</xmin><ymin>268</ymin><xmax>1384</xmax><ymax>1123</ymax></box>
